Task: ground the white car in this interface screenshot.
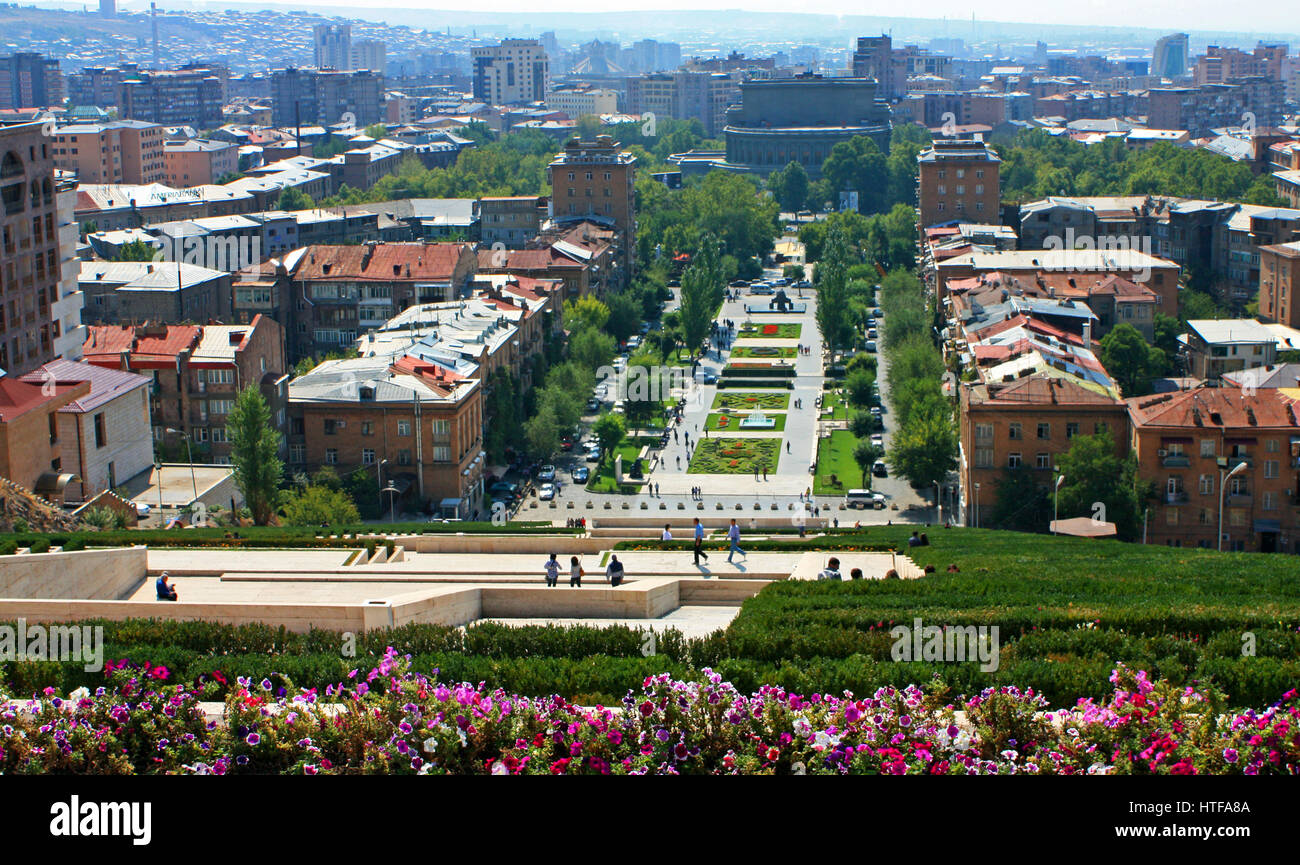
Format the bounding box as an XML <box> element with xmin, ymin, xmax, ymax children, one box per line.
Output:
<box><xmin>134</xmin><ymin>501</ymin><xmax>152</xmax><ymax>518</ymax></box>
<box><xmin>538</xmin><ymin>483</ymin><xmax>556</xmax><ymax>501</ymax></box>
<box><xmin>870</xmin><ymin>434</ymin><xmax>884</xmax><ymax>449</ymax></box>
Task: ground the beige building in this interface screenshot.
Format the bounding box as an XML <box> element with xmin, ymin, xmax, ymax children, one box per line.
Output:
<box><xmin>51</xmin><ymin>120</ymin><xmax>166</xmax><ymax>185</ymax></box>
<box><xmin>547</xmin><ymin>87</ymin><xmax>619</xmax><ymax>119</ymax></box>
<box><xmin>163</xmin><ymin>138</ymin><xmax>238</xmax><ymax>187</ymax></box>
<box><xmin>472</xmin><ymin>40</ymin><xmax>549</xmax><ymax>106</ymax></box>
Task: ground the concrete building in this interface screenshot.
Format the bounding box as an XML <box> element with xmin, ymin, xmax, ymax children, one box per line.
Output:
<box><xmin>0</xmin><ymin>53</ymin><xmax>63</xmax><ymax>110</ymax></box>
<box><xmin>313</xmin><ymin>24</ymin><xmax>352</xmax><ymax>71</ymax></box>
<box><xmin>163</xmin><ymin>138</ymin><xmax>239</xmax><ymax>187</ymax></box>
<box><xmin>722</xmin><ymin>76</ymin><xmax>892</xmax><ymax>179</ymax></box>
<box><xmin>17</xmin><ymin>359</ymin><xmax>152</xmax><ymax>501</ymax></box>
<box><xmin>1258</xmin><ymin>240</ymin><xmax>1300</xmax><ymax>329</ymax></box>
<box><xmin>1127</xmin><ymin>387</ymin><xmax>1300</xmax><ymax>552</ymax></box>
<box><xmin>479</xmin><ymin>196</ymin><xmax>547</xmax><ymax>248</ymax></box>
<box><xmin>547</xmin><ymin>136</ymin><xmax>636</xmax><ymax>281</ymax></box>
<box><xmin>271</xmin><ymin>68</ymin><xmax>385</xmax><ymax>129</ymax></box>
<box><xmin>1146</xmin><ymin>80</ymin><xmax>1282</xmax><ymax>139</ymax></box>
<box><xmin>0</xmin><ymin>122</ymin><xmax>72</xmax><ymax>376</ymax></box>
<box><xmin>917</xmin><ymin>138</ymin><xmax>1001</xmax><ymax>228</ymax></box>
<box><xmin>79</xmin><ymin>261</ymin><xmax>233</xmax><ymax>326</ymax></box>
<box><xmin>624</xmin><ymin>71</ymin><xmax>742</xmax><ymax>138</ymax></box>
<box><xmin>51</xmin><ymin>120</ymin><xmax>166</xmax><ymax>185</ymax></box>
<box><xmin>82</xmin><ymin>315</ymin><xmax>287</xmax><ymax>464</ymax></box>
<box><xmin>1152</xmin><ymin>33</ymin><xmax>1190</xmax><ymax>79</ymax></box>
<box><xmin>1181</xmin><ymin>319</ymin><xmax>1277</xmax><ymax>380</ymax></box>
<box><xmin>350</xmin><ymin>40</ymin><xmax>387</xmax><ymax>75</ymax></box>
<box><xmin>472</xmin><ymin>40</ymin><xmax>549</xmax><ymax>106</ymax></box>
<box><xmin>546</xmin><ymin>87</ymin><xmax>619</xmax><ymax>119</ymax></box>
<box><xmin>288</xmin><ymin>354</ymin><xmax>484</xmax><ymax>517</ymax></box>
<box><xmin>118</xmin><ymin>69</ymin><xmax>224</xmax><ymax>129</ymax></box>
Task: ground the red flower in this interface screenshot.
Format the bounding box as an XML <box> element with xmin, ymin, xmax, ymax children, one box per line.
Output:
<box><xmin>550</xmin><ymin>758</ymin><xmax>571</xmax><ymax>774</ymax></box>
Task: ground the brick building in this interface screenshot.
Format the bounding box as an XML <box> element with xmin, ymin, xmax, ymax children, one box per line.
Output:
<box><xmin>1128</xmin><ymin>387</ymin><xmax>1300</xmax><ymax>553</ymax></box>
<box><xmin>1258</xmin><ymin>240</ymin><xmax>1300</xmax><ymax>328</ymax></box>
<box><xmin>917</xmin><ymin>138</ymin><xmax>1001</xmax><ymax>228</ymax></box>
<box><xmin>82</xmin><ymin>315</ymin><xmax>287</xmax><ymax>464</ymax></box>
<box><xmin>79</xmin><ymin>260</ymin><xmax>233</xmax><ymax>326</ymax></box>
<box><xmin>51</xmin><ymin>120</ymin><xmax>166</xmax><ymax>185</ymax></box>
<box><xmin>547</xmin><ymin>136</ymin><xmax>635</xmax><ymax>280</ymax></box>
<box><xmin>288</xmin><ymin>355</ymin><xmax>485</xmax><ymax>517</ymax></box>
<box><xmin>0</xmin><ymin>375</ymin><xmax>89</xmax><ymax>501</ymax></box>
<box><xmin>163</xmin><ymin>139</ymin><xmax>239</xmax><ymax>187</ymax></box>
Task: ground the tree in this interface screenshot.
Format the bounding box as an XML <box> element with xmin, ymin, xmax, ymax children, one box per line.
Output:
<box><xmin>989</xmin><ymin>468</ymin><xmax>1051</xmax><ymax>533</ymax></box>
<box><xmin>769</xmin><ymin>160</ymin><xmax>810</xmax><ymax>213</ymax></box>
<box><xmin>845</xmin><ymin>369</ymin><xmax>876</xmax><ymax>408</ymax></box>
<box><xmin>853</xmin><ymin>439</ymin><xmax>884</xmax><ymax>486</ymax></box>
<box><xmin>568</xmin><ymin>327</ymin><xmax>616</xmax><ymax>373</ymax></box>
<box><xmin>888</xmin><ymin>404</ymin><xmax>957</xmax><ymax>499</ymax></box>
<box><xmin>678</xmin><ymin>235</ymin><xmax>722</xmax><ymax>358</ymax></box>
<box><xmin>227</xmin><ymin>385</ymin><xmax>284</xmax><ymax>525</ymax></box>
<box><xmin>563</xmin><ymin>296</ymin><xmax>610</xmax><ymax>333</ymax></box>
<box><xmin>815</xmin><ymin>222</ymin><xmax>854</xmax><ymax>358</ymax></box>
<box><xmin>592</xmin><ymin>412</ymin><xmax>626</xmax><ymax>462</ymax></box>
<box><xmin>1054</xmin><ymin>430</ymin><xmax>1147</xmax><ymax>541</ymax></box>
<box><xmin>782</xmin><ymin>264</ymin><xmax>805</xmax><ymax>282</ymax></box>
<box><xmin>821</xmin><ymin>136</ymin><xmax>888</xmax><ymax>214</ymax></box>
<box><xmin>606</xmin><ymin>292</ymin><xmax>643</xmax><ymax>344</ymax></box>
<box><xmin>1098</xmin><ymin>322</ymin><xmax>1165</xmax><ymax>397</ymax></box>
<box><xmin>281</xmin><ymin>485</ymin><xmax>361</xmax><ymax>526</ymax></box>
<box><xmin>277</xmin><ymin>187</ymin><xmax>315</xmax><ymax>211</ymax></box>
<box><xmin>523</xmin><ymin>404</ymin><xmax>560</xmax><ymax>460</ymax></box>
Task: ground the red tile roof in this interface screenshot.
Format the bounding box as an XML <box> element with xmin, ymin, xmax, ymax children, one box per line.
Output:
<box><xmin>0</xmin><ymin>378</ymin><xmax>86</xmax><ymax>422</ymax></box>
<box><xmin>82</xmin><ymin>324</ymin><xmax>202</xmax><ymax>367</ymax></box>
<box><xmin>1128</xmin><ymin>387</ymin><xmax>1300</xmax><ymax>429</ymax></box>
<box><xmin>293</xmin><ymin>243</ymin><xmax>472</xmax><ymax>282</ymax></box>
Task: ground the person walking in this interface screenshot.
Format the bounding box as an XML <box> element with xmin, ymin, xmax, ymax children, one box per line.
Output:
<box><xmin>544</xmin><ymin>554</ymin><xmax>561</xmax><ymax>587</ymax></box>
<box><xmin>569</xmin><ymin>556</ymin><xmax>585</xmax><ymax>587</ymax></box>
<box><xmin>693</xmin><ymin>517</ymin><xmax>709</xmax><ymax>566</ymax></box>
<box><xmin>727</xmin><ymin>518</ymin><xmax>746</xmax><ymax>563</ymax></box>
<box><xmin>606</xmin><ymin>555</ymin><xmax>625</xmax><ymax>587</ymax></box>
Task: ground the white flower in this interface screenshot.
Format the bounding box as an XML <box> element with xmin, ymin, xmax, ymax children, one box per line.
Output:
<box><xmin>69</xmin><ymin>687</ymin><xmax>90</xmax><ymax>702</ymax></box>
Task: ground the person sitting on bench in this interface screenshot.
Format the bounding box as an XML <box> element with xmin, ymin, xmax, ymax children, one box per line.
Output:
<box><xmin>156</xmin><ymin>572</ymin><xmax>178</xmax><ymax>601</ymax></box>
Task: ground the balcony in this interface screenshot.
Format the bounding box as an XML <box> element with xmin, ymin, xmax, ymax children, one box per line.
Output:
<box><xmin>1164</xmin><ymin>491</ymin><xmax>1189</xmax><ymax>504</ymax></box>
<box><xmin>1227</xmin><ymin>493</ymin><xmax>1253</xmax><ymax>506</ymax></box>
<box><xmin>1161</xmin><ymin>455</ymin><xmax>1191</xmax><ymax>468</ymax></box>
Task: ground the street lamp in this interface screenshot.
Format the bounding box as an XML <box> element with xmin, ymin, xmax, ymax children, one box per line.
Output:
<box><xmin>382</xmin><ymin>484</ymin><xmax>400</xmax><ymax>523</ymax></box>
<box><xmin>1053</xmin><ymin>474</ymin><xmax>1066</xmax><ymax>535</ymax></box>
<box><xmin>1218</xmin><ymin>460</ymin><xmax>1248</xmax><ymax>552</ymax></box>
<box><xmin>165</xmin><ymin>428</ymin><xmax>198</xmax><ymax>503</ymax></box>
<box><xmin>378</xmin><ymin>459</ymin><xmax>389</xmax><ymax>518</ymax></box>
<box><xmin>973</xmin><ymin>482</ymin><xmax>980</xmax><ymax>528</ymax></box>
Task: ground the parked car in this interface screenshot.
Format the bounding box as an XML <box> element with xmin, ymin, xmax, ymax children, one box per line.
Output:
<box><xmin>586</xmin><ymin>397</ymin><xmax>600</xmax><ymax>412</ymax></box>
<box><xmin>537</xmin><ymin>465</ymin><xmax>556</xmax><ymax>482</ymax></box>
<box><xmin>488</xmin><ymin>482</ymin><xmax>519</xmax><ymax>502</ymax></box>
<box><xmin>872</xmin><ymin>460</ymin><xmax>888</xmax><ymax>478</ymax></box>
<box><xmin>626</xmin><ymin>335</ymin><xmax>642</xmax><ymax>350</ymax></box>
<box><xmin>639</xmin><ymin>321</ymin><xmax>653</xmax><ymax>335</ymax></box>
<box><xmin>868</xmin><ymin>328</ymin><xmax>878</xmax><ymax>340</ymax></box>
<box><xmin>794</xmin><ymin>279</ymin><xmax>812</xmax><ymax>288</ymax></box>
<box><xmin>572</xmin><ymin>466</ymin><xmax>590</xmax><ymax>483</ymax></box>
<box><xmin>613</xmin><ymin>400</ymin><xmax>626</xmax><ymax>414</ymax></box>
<box><xmin>771</xmin><ymin>277</ymin><xmax>789</xmax><ymax>286</ymax></box>
<box><xmin>866</xmin><ymin>317</ymin><xmax>876</xmax><ymax>328</ymax></box>
<box><xmin>585</xmin><ymin>448</ymin><xmax>602</xmax><ymax>463</ymax></box>
<box><xmin>560</xmin><ymin>438</ymin><xmax>574</xmax><ymax>451</ymax></box>
<box><xmin>729</xmin><ymin>279</ymin><xmax>749</xmax><ymax>287</ymax></box>
<box><xmin>873</xmin><ymin>307</ymin><xmax>883</xmax><ymax>317</ymax></box>
<box><xmin>865</xmin><ymin>340</ymin><xmax>877</xmax><ymax>352</ymax></box>
<box><xmin>699</xmin><ymin>371</ymin><xmax>718</xmax><ymax>384</ymax></box>
<box><xmin>870</xmin><ymin>406</ymin><xmax>883</xmax><ymax>418</ymax></box>
<box><xmin>134</xmin><ymin>501</ymin><xmax>152</xmax><ymax>518</ymax></box>
<box><xmin>538</xmin><ymin>483</ymin><xmax>556</xmax><ymax>501</ymax></box>
<box><xmin>870</xmin><ymin>433</ymin><xmax>884</xmax><ymax>449</ymax></box>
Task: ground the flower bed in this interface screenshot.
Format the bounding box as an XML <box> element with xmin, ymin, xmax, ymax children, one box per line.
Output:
<box><xmin>730</xmin><ymin>346</ymin><xmax>797</xmax><ymax>359</ymax></box>
<box><xmin>706</xmin><ymin>412</ymin><xmax>787</xmax><ymax>432</ymax></box>
<box><xmin>738</xmin><ymin>323</ymin><xmax>801</xmax><ymax>340</ymax></box>
<box><xmin>711</xmin><ymin>392</ymin><xmax>790</xmax><ymax>411</ymax></box>
<box><xmin>2</xmin><ymin>656</ymin><xmax>1295</xmax><ymax>774</ymax></box>
<box><xmin>687</xmin><ymin>438</ymin><xmax>782</xmax><ymax>474</ymax></box>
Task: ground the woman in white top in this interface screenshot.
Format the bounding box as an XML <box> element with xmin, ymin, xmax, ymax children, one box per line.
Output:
<box><xmin>569</xmin><ymin>556</ymin><xmax>585</xmax><ymax>587</ymax></box>
<box><xmin>661</xmin><ymin>524</ymin><xmax>673</xmax><ymax>541</ymax></box>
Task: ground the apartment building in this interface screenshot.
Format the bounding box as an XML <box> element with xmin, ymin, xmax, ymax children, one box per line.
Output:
<box><xmin>959</xmin><ymin>375</ymin><xmax>1130</xmax><ymax>527</ymax></box>
<box><xmin>917</xmin><ymin>138</ymin><xmax>1001</xmax><ymax>228</ymax></box>
<box><xmin>79</xmin><ymin>260</ymin><xmax>233</xmax><ymax>325</ymax></box>
<box><xmin>285</xmin><ymin>241</ymin><xmax>478</xmax><ymax>362</ymax></box>
<box><xmin>0</xmin><ymin>53</ymin><xmax>63</xmax><ymax>110</ymax></box>
<box><xmin>313</xmin><ymin>24</ymin><xmax>352</xmax><ymax>71</ymax></box>
<box><xmin>82</xmin><ymin>315</ymin><xmax>287</xmax><ymax>464</ymax></box>
<box><xmin>547</xmin><ymin>87</ymin><xmax>619</xmax><ymax>119</ymax></box>
<box><xmin>1258</xmin><ymin>240</ymin><xmax>1300</xmax><ymax>328</ymax></box>
<box><xmin>624</xmin><ymin>71</ymin><xmax>742</xmax><ymax>138</ymax></box>
<box><xmin>271</xmin><ymin>68</ymin><xmax>385</xmax><ymax>129</ymax></box>
<box><xmin>0</xmin><ymin>374</ymin><xmax>89</xmax><ymax>500</ymax></box>
<box><xmin>287</xmin><ymin>355</ymin><xmax>485</xmax><ymax>518</ymax></box>
<box><xmin>547</xmin><ymin>136</ymin><xmax>636</xmax><ymax>280</ymax></box>
<box><xmin>51</xmin><ymin>120</ymin><xmax>166</xmax><ymax>185</ymax></box>
<box><xmin>479</xmin><ymin>196</ymin><xmax>547</xmax><ymax>248</ymax></box>
<box><xmin>1146</xmin><ymin>79</ymin><xmax>1283</xmax><ymax>138</ymax></box>
<box><xmin>17</xmin><ymin>359</ymin><xmax>152</xmax><ymax>501</ymax></box>
<box><xmin>1182</xmin><ymin>319</ymin><xmax>1277</xmax><ymax>380</ymax></box>
<box><xmin>471</xmin><ymin>40</ymin><xmax>549</xmax><ymax>106</ymax></box>
<box><xmin>0</xmin><ymin>122</ymin><xmax>71</xmax><ymax>376</ymax></box>
<box><xmin>163</xmin><ymin>139</ymin><xmax>239</xmax><ymax>187</ymax></box>
<box><xmin>119</xmin><ymin>69</ymin><xmax>224</xmax><ymax>129</ymax></box>
<box><xmin>1128</xmin><ymin>387</ymin><xmax>1300</xmax><ymax>552</ymax></box>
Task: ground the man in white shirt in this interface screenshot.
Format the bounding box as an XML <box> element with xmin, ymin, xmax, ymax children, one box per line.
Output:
<box><xmin>661</xmin><ymin>524</ymin><xmax>673</xmax><ymax>541</ymax></box>
<box><xmin>817</xmin><ymin>557</ymin><xmax>843</xmax><ymax>581</ymax></box>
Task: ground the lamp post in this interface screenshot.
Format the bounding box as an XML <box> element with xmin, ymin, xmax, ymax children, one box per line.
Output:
<box><xmin>1053</xmin><ymin>473</ymin><xmax>1066</xmax><ymax>534</ymax></box>
<box><xmin>973</xmin><ymin>482</ymin><xmax>980</xmax><ymax>528</ymax></box>
<box><xmin>382</xmin><ymin>483</ymin><xmax>400</xmax><ymax>523</ymax></box>
<box><xmin>378</xmin><ymin>459</ymin><xmax>389</xmax><ymax>521</ymax></box>
<box><xmin>1218</xmin><ymin>460</ymin><xmax>1248</xmax><ymax>552</ymax></box>
<box><xmin>165</xmin><ymin>428</ymin><xmax>198</xmax><ymax>504</ymax></box>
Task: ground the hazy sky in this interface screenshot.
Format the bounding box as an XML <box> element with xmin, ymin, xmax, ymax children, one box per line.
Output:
<box><xmin>207</xmin><ymin>0</ymin><xmax>1297</xmax><ymax>34</ymax></box>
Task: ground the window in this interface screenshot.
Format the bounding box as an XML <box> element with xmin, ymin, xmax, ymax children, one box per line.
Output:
<box><xmin>1035</xmin><ymin>453</ymin><xmax>1051</xmax><ymax>470</ymax></box>
<box><xmin>325</xmin><ymin>448</ymin><xmax>338</xmax><ymax>464</ymax></box>
<box><xmin>1165</xmin><ymin>507</ymin><xmax>1179</xmax><ymax>525</ymax></box>
<box><xmin>975</xmin><ymin>448</ymin><xmax>993</xmax><ymax>468</ymax></box>
<box><xmin>1200</xmin><ymin>439</ymin><xmax>1215</xmax><ymax>458</ymax></box>
<box><xmin>1037</xmin><ymin>423</ymin><xmax>1051</xmax><ymax>440</ymax></box>
<box><xmin>975</xmin><ymin>423</ymin><xmax>993</xmax><ymax>441</ymax></box>
<box><xmin>1263</xmin><ymin>491</ymin><xmax>1276</xmax><ymax>510</ymax></box>
<box><xmin>1229</xmin><ymin>509</ymin><xmax>1247</xmax><ymax>527</ymax></box>
<box><xmin>361</xmin><ymin>449</ymin><xmax>375</xmax><ymax>465</ymax></box>
<box><xmin>398</xmin><ymin>449</ymin><xmax>411</xmax><ymax>466</ymax></box>
<box><xmin>1230</xmin><ymin>476</ymin><xmax>1248</xmax><ymax>496</ymax></box>
<box><xmin>1265</xmin><ymin>438</ymin><xmax>1279</xmax><ymax>453</ymax></box>
<box><xmin>324</xmin><ymin>419</ymin><xmax>338</xmax><ymax>435</ymax></box>
<box><xmin>1008</xmin><ymin>422</ymin><xmax>1022</xmax><ymax>440</ymax></box>
<box><xmin>937</xmin><ymin>185</ymin><xmax>946</xmax><ymax>195</ymax></box>
<box><xmin>93</xmin><ymin>412</ymin><xmax>106</xmax><ymax>448</ymax></box>
<box><xmin>208</xmin><ymin>399</ymin><xmax>233</xmax><ymax>415</ymax></box>
<box><xmin>195</xmin><ymin>428</ymin><xmax>208</xmax><ymax>443</ymax></box>
<box><xmin>361</xmin><ymin>421</ymin><xmax>374</xmax><ymax>437</ymax></box>
<box><xmin>1007</xmin><ymin>453</ymin><xmax>1022</xmax><ymax>469</ymax></box>
<box><xmin>432</xmin><ymin>446</ymin><xmax>451</xmax><ymax>462</ymax></box>
<box><xmin>289</xmin><ymin>443</ymin><xmax>305</xmax><ymax>463</ymax></box>
<box><xmin>397</xmin><ymin>421</ymin><xmax>411</xmax><ymax>436</ymax></box>
<box><xmin>211</xmin><ymin>427</ymin><xmax>228</xmax><ymax>443</ymax></box>
<box><xmin>1198</xmin><ymin>475</ymin><xmax>1214</xmax><ymax>495</ymax></box>
<box><xmin>1094</xmin><ymin>422</ymin><xmax>1108</xmax><ymax>435</ymax></box>
<box><xmin>431</xmin><ymin>419</ymin><xmax>450</xmax><ymax>437</ymax></box>
<box><xmin>1264</xmin><ymin>459</ymin><xmax>1279</xmax><ymax>479</ymax></box>
<box><xmin>1066</xmin><ymin>423</ymin><xmax>1079</xmax><ymax>439</ymax></box>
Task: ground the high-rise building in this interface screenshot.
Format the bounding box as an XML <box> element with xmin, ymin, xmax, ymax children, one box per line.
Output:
<box><xmin>472</xmin><ymin>40</ymin><xmax>549</xmax><ymax>106</ymax></box>
<box><xmin>271</xmin><ymin>68</ymin><xmax>384</xmax><ymax>129</ymax></box>
<box><xmin>118</xmin><ymin>69</ymin><xmax>224</xmax><ymax>129</ymax></box>
<box><xmin>313</xmin><ymin>24</ymin><xmax>352</xmax><ymax>71</ymax></box>
<box><xmin>548</xmin><ymin>136</ymin><xmax>636</xmax><ymax>281</ymax></box>
<box><xmin>624</xmin><ymin>70</ymin><xmax>742</xmax><ymax>138</ymax></box>
<box><xmin>50</xmin><ymin>120</ymin><xmax>166</xmax><ymax>185</ymax></box>
<box><xmin>350</xmin><ymin>39</ymin><xmax>387</xmax><ymax>74</ymax></box>
<box><xmin>917</xmin><ymin>138</ymin><xmax>1001</xmax><ymax>228</ymax></box>
<box><xmin>0</xmin><ymin>123</ymin><xmax>83</xmax><ymax>376</ymax></box>
<box><xmin>1153</xmin><ymin>33</ymin><xmax>1190</xmax><ymax>79</ymax></box>
<box><xmin>0</xmin><ymin>53</ymin><xmax>63</xmax><ymax>110</ymax></box>
<box><xmin>852</xmin><ymin>35</ymin><xmax>899</xmax><ymax>100</ymax></box>
<box><xmin>98</xmin><ymin>0</ymin><xmax>115</xmax><ymax>15</ymax></box>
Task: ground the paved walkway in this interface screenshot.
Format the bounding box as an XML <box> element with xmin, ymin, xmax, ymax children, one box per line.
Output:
<box><xmin>481</xmin><ymin>605</ymin><xmax>741</xmax><ymax>639</ymax></box>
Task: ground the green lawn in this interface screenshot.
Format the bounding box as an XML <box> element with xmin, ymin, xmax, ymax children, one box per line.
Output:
<box><xmin>729</xmin><ymin>345</ymin><xmax>797</xmax><ymax>359</ymax></box>
<box><xmin>711</xmin><ymin>391</ymin><xmax>791</xmax><ymax>411</ymax></box>
<box><xmin>737</xmin><ymin>323</ymin><xmax>802</xmax><ymax>340</ymax></box>
<box><xmin>586</xmin><ymin>441</ymin><xmax>644</xmax><ymax>493</ymax></box>
<box><xmin>688</xmin><ymin>438</ymin><xmax>782</xmax><ymax>474</ymax></box>
<box><xmin>821</xmin><ymin>388</ymin><xmax>849</xmax><ymax>421</ymax></box>
<box><xmin>813</xmin><ymin>429</ymin><xmax>867</xmax><ymax>495</ymax></box>
<box><xmin>705</xmin><ymin>411</ymin><xmax>788</xmax><ymax>432</ymax></box>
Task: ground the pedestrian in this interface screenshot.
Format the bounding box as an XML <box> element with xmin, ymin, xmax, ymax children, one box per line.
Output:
<box><xmin>661</xmin><ymin>523</ymin><xmax>673</xmax><ymax>541</ymax></box>
<box><xmin>818</xmin><ymin>557</ymin><xmax>842</xmax><ymax>581</ymax></box>
<box><xmin>850</xmin><ymin>568</ymin><xmax>864</xmax><ymax>580</ymax></box>
<box><xmin>833</xmin><ymin>517</ymin><xmax>839</xmax><ymax>528</ymax></box>
<box><xmin>544</xmin><ymin>554</ymin><xmax>561</xmax><ymax>587</ymax></box>
<box><xmin>727</xmin><ymin>518</ymin><xmax>746</xmax><ymax>563</ymax></box>
<box><xmin>569</xmin><ymin>556</ymin><xmax>585</xmax><ymax>587</ymax></box>
<box><xmin>763</xmin><ymin>468</ymin><xmax>768</xmax><ymax>481</ymax></box>
<box><xmin>693</xmin><ymin>517</ymin><xmax>709</xmax><ymax>566</ymax></box>
<box><xmin>676</xmin><ymin>456</ymin><xmax>681</xmax><ymax>469</ymax></box>
<box><xmin>606</xmin><ymin>555</ymin><xmax>626</xmax><ymax>586</ymax></box>
<box><xmin>786</xmin><ymin>441</ymin><xmax>791</xmax><ymax>453</ymax></box>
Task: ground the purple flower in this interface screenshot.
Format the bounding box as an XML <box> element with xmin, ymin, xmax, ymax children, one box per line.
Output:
<box><xmin>246</xmin><ymin>733</ymin><xmax>261</xmax><ymax>745</ymax></box>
